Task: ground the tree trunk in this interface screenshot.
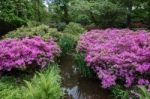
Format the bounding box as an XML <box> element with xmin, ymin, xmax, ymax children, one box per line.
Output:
<box><xmin>89</xmin><ymin>11</ymin><xmax>98</xmax><ymax>26</ymax></box>
<box><xmin>127</xmin><ymin>14</ymin><xmax>131</xmax><ymax>27</ymax></box>
<box><xmin>127</xmin><ymin>1</ymin><xmax>132</xmax><ymax>28</ymax></box>
<box><xmin>63</xmin><ymin>3</ymin><xmax>69</xmax><ymax>24</ymax></box>
<box><xmin>37</xmin><ymin>0</ymin><xmax>41</xmax><ymax>22</ymax></box>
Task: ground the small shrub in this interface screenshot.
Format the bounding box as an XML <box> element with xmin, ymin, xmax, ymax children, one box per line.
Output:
<box><xmin>4</xmin><ymin>24</ymin><xmax>62</xmax><ymax>41</ymax></box>
<box><xmin>58</xmin><ymin>22</ymin><xmax>85</xmax><ymax>56</ymax></box>
<box><xmin>63</xmin><ymin>22</ymin><xmax>85</xmax><ymax>36</ymax></box>
<box><xmin>42</xmin><ymin>28</ymin><xmax>62</xmax><ymax>41</ymax></box>
<box><xmin>77</xmin><ymin>29</ymin><xmax>150</xmax><ymax>89</ymax></box>
<box><xmin>59</xmin><ymin>34</ymin><xmax>76</xmax><ymax>56</ymax></box>
<box><xmin>0</xmin><ymin>36</ymin><xmax>61</xmax><ymax>71</ymax></box>
<box><xmin>24</xmin><ymin>64</ymin><xmax>63</xmax><ymax>99</ymax></box>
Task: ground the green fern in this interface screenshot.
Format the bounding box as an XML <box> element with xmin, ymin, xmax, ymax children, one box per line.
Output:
<box><xmin>24</xmin><ymin>64</ymin><xmax>63</xmax><ymax>99</ymax></box>
<box><xmin>111</xmin><ymin>85</ymin><xmax>130</xmax><ymax>99</ymax></box>
<box><xmin>136</xmin><ymin>86</ymin><xmax>150</xmax><ymax>99</ymax></box>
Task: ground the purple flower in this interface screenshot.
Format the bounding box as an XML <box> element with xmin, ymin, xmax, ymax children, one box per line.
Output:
<box><xmin>77</xmin><ymin>28</ymin><xmax>150</xmax><ymax>88</ymax></box>
<box><xmin>0</xmin><ymin>36</ymin><xmax>61</xmax><ymax>71</ymax></box>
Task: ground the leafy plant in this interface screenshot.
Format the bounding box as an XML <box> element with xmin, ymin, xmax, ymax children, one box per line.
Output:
<box><xmin>42</xmin><ymin>28</ymin><xmax>62</xmax><ymax>41</ymax></box>
<box><xmin>111</xmin><ymin>85</ymin><xmax>130</xmax><ymax>99</ymax></box>
<box><xmin>0</xmin><ymin>64</ymin><xmax>63</xmax><ymax>99</ymax></box>
<box><xmin>0</xmin><ymin>76</ymin><xmax>24</xmax><ymax>99</ymax></box>
<box><xmin>59</xmin><ymin>34</ymin><xmax>76</xmax><ymax>56</ymax></box>
<box><xmin>73</xmin><ymin>52</ymin><xmax>93</xmax><ymax>77</ymax></box>
<box><xmin>63</xmin><ymin>22</ymin><xmax>85</xmax><ymax>36</ymax></box>
<box><xmin>4</xmin><ymin>24</ymin><xmax>62</xmax><ymax>41</ymax></box>
<box><xmin>136</xmin><ymin>86</ymin><xmax>150</xmax><ymax>99</ymax></box>
<box><xmin>58</xmin><ymin>22</ymin><xmax>85</xmax><ymax>56</ymax></box>
<box><xmin>24</xmin><ymin>64</ymin><xmax>63</xmax><ymax>99</ymax></box>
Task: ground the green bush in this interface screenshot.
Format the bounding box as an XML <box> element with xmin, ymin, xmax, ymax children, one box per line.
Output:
<box><xmin>24</xmin><ymin>64</ymin><xmax>63</xmax><ymax>99</ymax></box>
<box><xmin>59</xmin><ymin>34</ymin><xmax>76</xmax><ymax>56</ymax></box>
<box><xmin>58</xmin><ymin>22</ymin><xmax>85</xmax><ymax>56</ymax></box>
<box><xmin>63</xmin><ymin>22</ymin><xmax>85</xmax><ymax>36</ymax></box>
<box><xmin>42</xmin><ymin>28</ymin><xmax>62</xmax><ymax>41</ymax></box>
<box><xmin>4</xmin><ymin>24</ymin><xmax>62</xmax><ymax>41</ymax></box>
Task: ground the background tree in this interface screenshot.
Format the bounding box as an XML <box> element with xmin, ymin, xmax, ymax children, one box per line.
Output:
<box><xmin>111</xmin><ymin>0</ymin><xmax>150</xmax><ymax>27</ymax></box>
<box><xmin>0</xmin><ymin>0</ymin><xmax>49</xmax><ymax>33</ymax></box>
<box><xmin>48</xmin><ymin>0</ymin><xmax>70</xmax><ymax>24</ymax></box>
<box><xmin>69</xmin><ymin>0</ymin><xmax>126</xmax><ymax>28</ymax></box>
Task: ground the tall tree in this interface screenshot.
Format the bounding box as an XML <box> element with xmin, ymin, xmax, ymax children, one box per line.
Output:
<box><xmin>111</xmin><ymin>0</ymin><xmax>149</xmax><ymax>27</ymax></box>
<box><xmin>0</xmin><ymin>0</ymin><xmax>50</xmax><ymax>33</ymax></box>
<box><xmin>48</xmin><ymin>0</ymin><xmax>70</xmax><ymax>24</ymax></box>
<box><xmin>69</xmin><ymin>0</ymin><xmax>126</xmax><ymax>27</ymax></box>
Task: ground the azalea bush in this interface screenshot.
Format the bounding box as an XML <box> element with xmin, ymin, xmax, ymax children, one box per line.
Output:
<box><xmin>77</xmin><ymin>29</ymin><xmax>150</xmax><ymax>90</ymax></box>
<box><xmin>0</xmin><ymin>36</ymin><xmax>61</xmax><ymax>71</ymax></box>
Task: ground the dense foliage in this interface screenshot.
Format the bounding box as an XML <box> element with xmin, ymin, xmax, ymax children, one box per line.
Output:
<box><xmin>59</xmin><ymin>22</ymin><xmax>85</xmax><ymax>56</ymax></box>
<box><xmin>0</xmin><ymin>0</ymin><xmax>49</xmax><ymax>24</ymax></box>
<box><xmin>4</xmin><ymin>24</ymin><xmax>62</xmax><ymax>41</ymax></box>
<box><xmin>0</xmin><ymin>36</ymin><xmax>60</xmax><ymax>71</ymax></box>
<box><xmin>24</xmin><ymin>64</ymin><xmax>63</xmax><ymax>99</ymax></box>
<box><xmin>63</xmin><ymin>22</ymin><xmax>85</xmax><ymax>36</ymax></box>
<box><xmin>0</xmin><ymin>76</ymin><xmax>24</xmax><ymax>99</ymax></box>
<box><xmin>0</xmin><ymin>0</ymin><xmax>150</xmax><ymax>98</ymax></box>
<box><xmin>47</xmin><ymin>0</ymin><xmax>150</xmax><ymax>28</ymax></box>
<box><xmin>77</xmin><ymin>29</ymin><xmax>150</xmax><ymax>89</ymax></box>
<box><xmin>136</xmin><ymin>86</ymin><xmax>150</xmax><ymax>99</ymax></box>
<box><xmin>70</xmin><ymin>0</ymin><xmax>126</xmax><ymax>27</ymax></box>
<box><xmin>1</xmin><ymin>0</ymin><xmax>150</xmax><ymax>33</ymax></box>
<box><xmin>0</xmin><ymin>64</ymin><xmax>63</xmax><ymax>99</ymax></box>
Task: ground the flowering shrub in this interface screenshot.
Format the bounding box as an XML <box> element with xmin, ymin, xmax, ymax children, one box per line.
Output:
<box><xmin>77</xmin><ymin>29</ymin><xmax>150</xmax><ymax>89</ymax></box>
<box><xmin>0</xmin><ymin>36</ymin><xmax>61</xmax><ymax>71</ymax></box>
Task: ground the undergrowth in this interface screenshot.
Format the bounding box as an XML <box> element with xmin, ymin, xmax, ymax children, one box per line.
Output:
<box><xmin>0</xmin><ymin>63</ymin><xmax>63</xmax><ymax>99</ymax></box>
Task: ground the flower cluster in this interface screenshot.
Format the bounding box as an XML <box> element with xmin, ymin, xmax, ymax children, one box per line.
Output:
<box><xmin>77</xmin><ymin>29</ymin><xmax>150</xmax><ymax>89</ymax></box>
<box><xmin>0</xmin><ymin>36</ymin><xmax>61</xmax><ymax>71</ymax></box>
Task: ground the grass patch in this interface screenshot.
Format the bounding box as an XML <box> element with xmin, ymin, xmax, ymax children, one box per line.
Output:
<box><xmin>73</xmin><ymin>52</ymin><xmax>94</xmax><ymax>77</ymax></box>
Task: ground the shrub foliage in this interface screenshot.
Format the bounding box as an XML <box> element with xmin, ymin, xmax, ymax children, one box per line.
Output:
<box><xmin>4</xmin><ymin>24</ymin><xmax>62</xmax><ymax>41</ymax></box>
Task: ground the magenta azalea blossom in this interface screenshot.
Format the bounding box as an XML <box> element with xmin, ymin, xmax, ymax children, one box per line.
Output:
<box><xmin>0</xmin><ymin>36</ymin><xmax>61</xmax><ymax>71</ymax></box>
<box><xmin>77</xmin><ymin>28</ymin><xmax>150</xmax><ymax>88</ymax></box>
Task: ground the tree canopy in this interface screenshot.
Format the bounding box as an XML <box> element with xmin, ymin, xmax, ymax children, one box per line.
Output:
<box><xmin>0</xmin><ymin>0</ymin><xmax>150</xmax><ymax>33</ymax></box>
